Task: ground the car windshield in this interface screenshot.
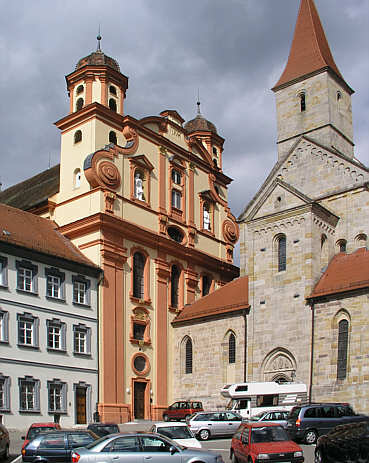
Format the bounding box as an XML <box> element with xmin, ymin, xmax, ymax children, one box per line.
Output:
<box><xmin>251</xmin><ymin>426</ymin><xmax>289</xmax><ymax>443</ymax></box>
<box><xmin>27</xmin><ymin>427</ymin><xmax>57</xmax><ymax>440</ymax></box>
<box><xmin>157</xmin><ymin>426</ymin><xmax>193</xmax><ymax>439</ymax></box>
<box><xmin>84</xmin><ymin>435</ymin><xmax>112</xmax><ymax>449</ymax></box>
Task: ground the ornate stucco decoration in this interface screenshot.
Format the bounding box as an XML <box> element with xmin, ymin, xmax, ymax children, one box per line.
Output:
<box><xmin>222</xmin><ymin>218</ymin><xmax>239</xmax><ymax>244</ymax></box>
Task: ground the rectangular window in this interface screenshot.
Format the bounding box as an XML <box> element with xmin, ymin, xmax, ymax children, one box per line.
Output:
<box><xmin>171</xmin><ymin>169</ymin><xmax>181</xmax><ymax>185</ymax></box>
<box><xmin>16</xmin><ymin>260</ymin><xmax>38</xmax><ymax>293</ymax></box>
<box><xmin>19</xmin><ymin>377</ymin><xmax>40</xmax><ymax>412</ymax></box>
<box><xmin>17</xmin><ymin>314</ymin><xmax>39</xmax><ymax>348</ymax></box>
<box><xmin>72</xmin><ymin>276</ymin><xmax>90</xmax><ymax>306</ymax></box>
<box><xmin>171</xmin><ymin>189</ymin><xmax>182</xmax><ymax>210</ymax></box>
<box><xmin>0</xmin><ymin>375</ymin><xmax>10</xmax><ymax>411</ymax></box>
<box><xmin>73</xmin><ymin>325</ymin><xmax>91</xmax><ymax>355</ymax></box>
<box><xmin>133</xmin><ymin>323</ymin><xmax>145</xmax><ymax>340</ymax></box>
<box><xmin>47</xmin><ymin>320</ymin><xmax>66</xmax><ymax>351</ymax></box>
<box><xmin>48</xmin><ymin>381</ymin><xmax>66</xmax><ymax>413</ymax></box>
<box><xmin>0</xmin><ymin>311</ymin><xmax>9</xmax><ymax>343</ymax></box>
<box><xmin>0</xmin><ymin>256</ymin><xmax>8</xmax><ymax>287</ymax></box>
<box><xmin>45</xmin><ymin>268</ymin><xmax>65</xmax><ymax>300</ymax></box>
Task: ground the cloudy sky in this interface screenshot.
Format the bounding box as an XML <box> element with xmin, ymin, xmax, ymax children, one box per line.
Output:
<box><xmin>0</xmin><ymin>0</ymin><xmax>368</xmax><ymax>231</ymax></box>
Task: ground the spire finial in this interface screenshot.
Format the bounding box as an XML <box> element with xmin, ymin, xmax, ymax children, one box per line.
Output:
<box><xmin>197</xmin><ymin>88</ymin><xmax>201</xmax><ymax>115</ymax></box>
<box><xmin>97</xmin><ymin>25</ymin><xmax>102</xmax><ymax>51</ymax></box>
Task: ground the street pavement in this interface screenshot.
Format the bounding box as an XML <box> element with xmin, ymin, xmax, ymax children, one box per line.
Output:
<box><xmin>6</xmin><ymin>420</ymin><xmax>315</xmax><ymax>463</ymax></box>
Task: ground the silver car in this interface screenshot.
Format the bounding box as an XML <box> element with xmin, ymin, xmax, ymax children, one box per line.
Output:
<box><xmin>188</xmin><ymin>411</ymin><xmax>243</xmax><ymax>440</ymax></box>
<box><xmin>72</xmin><ymin>432</ymin><xmax>225</xmax><ymax>462</ymax></box>
<box><xmin>248</xmin><ymin>410</ymin><xmax>289</xmax><ymax>427</ymax></box>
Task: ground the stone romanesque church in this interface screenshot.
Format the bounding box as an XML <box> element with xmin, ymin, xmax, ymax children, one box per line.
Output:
<box><xmin>172</xmin><ymin>0</ymin><xmax>369</xmax><ymax>415</ymax></box>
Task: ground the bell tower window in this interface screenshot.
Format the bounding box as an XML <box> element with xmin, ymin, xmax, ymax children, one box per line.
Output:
<box><xmin>109</xmin><ymin>131</ymin><xmax>117</xmax><ymax>145</ymax></box>
<box><xmin>299</xmin><ymin>92</ymin><xmax>306</xmax><ymax>112</ymax></box>
<box><xmin>76</xmin><ymin>85</ymin><xmax>84</xmax><ymax>95</ymax></box>
<box><xmin>74</xmin><ymin>169</ymin><xmax>81</xmax><ymax>189</ymax></box>
<box><xmin>74</xmin><ymin>130</ymin><xmax>82</xmax><ymax>144</ymax></box>
<box><xmin>76</xmin><ymin>98</ymin><xmax>84</xmax><ymax>111</ymax></box>
<box><xmin>109</xmin><ymin>85</ymin><xmax>117</xmax><ymax>95</ymax></box>
<box><xmin>109</xmin><ymin>98</ymin><xmax>117</xmax><ymax>112</ymax></box>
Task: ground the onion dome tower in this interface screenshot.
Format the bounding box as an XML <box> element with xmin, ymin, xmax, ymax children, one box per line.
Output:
<box><xmin>184</xmin><ymin>100</ymin><xmax>224</xmax><ymax>169</ymax></box>
<box><xmin>65</xmin><ymin>34</ymin><xmax>128</xmax><ymax>115</ymax></box>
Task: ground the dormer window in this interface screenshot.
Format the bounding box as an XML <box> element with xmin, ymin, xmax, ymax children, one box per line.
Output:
<box><xmin>299</xmin><ymin>92</ymin><xmax>306</xmax><ymax>112</ymax></box>
<box><xmin>76</xmin><ymin>85</ymin><xmax>84</xmax><ymax>95</ymax></box>
<box><xmin>76</xmin><ymin>98</ymin><xmax>84</xmax><ymax>111</ymax></box>
<box><xmin>109</xmin><ymin>98</ymin><xmax>117</xmax><ymax>112</ymax></box>
<box><xmin>109</xmin><ymin>85</ymin><xmax>117</xmax><ymax>95</ymax></box>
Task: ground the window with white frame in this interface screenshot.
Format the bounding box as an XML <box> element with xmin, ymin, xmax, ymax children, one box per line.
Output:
<box><xmin>19</xmin><ymin>377</ymin><xmax>40</xmax><ymax>412</ymax></box>
<box><xmin>17</xmin><ymin>313</ymin><xmax>39</xmax><ymax>348</ymax></box>
<box><xmin>47</xmin><ymin>319</ymin><xmax>66</xmax><ymax>351</ymax></box>
<box><xmin>47</xmin><ymin>380</ymin><xmax>67</xmax><ymax>413</ymax></box>
<box><xmin>0</xmin><ymin>310</ymin><xmax>9</xmax><ymax>343</ymax></box>
<box><xmin>171</xmin><ymin>169</ymin><xmax>181</xmax><ymax>185</ymax></box>
<box><xmin>0</xmin><ymin>256</ymin><xmax>8</xmax><ymax>287</ymax></box>
<box><xmin>16</xmin><ymin>260</ymin><xmax>38</xmax><ymax>293</ymax></box>
<box><xmin>45</xmin><ymin>268</ymin><xmax>65</xmax><ymax>300</ymax></box>
<box><xmin>0</xmin><ymin>374</ymin><xmax>10</xmax><ymax>411</ymax></box>
<box><xmin>73</xmin><ymin>324</ymin><xmax>91</xmax><ymax>355</ymax></box>
<box><xmin>171</xmin><ymin>189</ymin><xmax>182</xmax><ymax>210</ymax></box>
<box><xmin>72</xmin><ymin>276</ymin><xmax>90</xmax><ymax>306</ymax></box>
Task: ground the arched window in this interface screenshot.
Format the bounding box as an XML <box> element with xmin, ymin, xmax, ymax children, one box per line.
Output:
<box><xmin>109</xmin><ymin>131</ymin><xmax>117</xmax><ymax>145</ymax></box>
<box><xmin>336</xmin><ymin>239</ymin><xmax>347</xmax><ymax>253</ymax></box>
<box><xmin>109</xmin><ymin>98</ymin><xmax>117</xmax><ymax>112</ymax></box>
<box><xmin>76</xmin><ymin>98</ymin><xmax>84</xmax><ymax>111</ymax></box>
<box><xmin>134</xmin><ymin>171</ymin><xmax>145</xmax><ymax>200</ymax></box>
<box><xmin>76</xmin><ymin>85</ymin><xmax>84</xmax><ymax>95</ymax></box>
<box><xmin>133</xmin><ymin>252</ymin><xmax>145</xmax><ymax>299</ymax></box>
<box><xmin>355</xmin><ymin>233</ymin><xmax>367</xmax><ymax>250</ymax></box>
<box><xmin>277</xmin><ymin>235</ymin><xmax>286</xmax><ymax>272</ymax></box>
<box><xmin>74</xmin><ymin>130</ymin><xmax>82</xmax><ymax>144</ymax></box>
<box><xmin>185</xmin><ymin>338</ymin><xmax>193</xmax><ymax>374</ymax></box>
<box><xmin>337</xmin><ymin>319</ymin><xmax>349</xmax><ymax>380</ymax></box>
<box><xmin>74</xmin><ymin>169</ymin><xmax>81</xmax><ymax>189</ymax></box>
<box><xmin>300</xmin><ymin>93</ymin><xmax>306</xmax><ymax>112</ymax></box>
<box><xmin>109</xmin><ymin>85</ymin><xmax>117</xmax><ymax>95</ymax></box>
<box><xmin>229</xmin><ymin>333</ymin><xmax>236</xmax><ymax>364</ymax></box>
<box><xmin>203</xmin><ymin>202</ymin><xmax>211</xmax><ymax>231</ymax></box>
<box><xmin>171</xmin><ymin>265</ymin><xmax>180</xmax><ymax>308</ymax></box>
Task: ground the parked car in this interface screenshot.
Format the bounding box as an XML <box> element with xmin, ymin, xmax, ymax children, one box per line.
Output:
<box><xmin>248</xmin><ymin>410</ymin><xmax>289</xmax><ymax>427</ymax></box>
<box><xmin>230</xmin><ymin>422</ymin><xmax>304</xmax><ymax>463</ymax></box>
<box><xmin>0</xmin><ymin>423</ymin><xmax>10</xmax><ymax>461</ymax></box>
<box><xmin>315</xmin><ymin>420</ymin><xmax>369</xmax><ymax>463</ymax></box>
<box><xmin>149</xmin><ymin>422</ymin><xmax>202</xmax><ymax>448</ymax></box>
<box><xmin>21</xmin><ymin>422</ymin><xmax>61</xmax><ymax>450</ymax></box>
<box><xmin>163</xmin><ymin>400</ymin><xmax>203</xmax><ymax>422</ymax></box>
<box><xmin>87</xmin><ymin>422</ymin><xmax>120</xmax><ymax>437</ymax></box>
<box><xmin>21</xmin><ymin>429</ymin><xmax>99</xmax><ymax>462</ymax></box>
<box><xmin>71</xmin><ymin>432</ymin><xmax>225</xmax><ymax>462</ymax></box>
<box><xmin>187</xmin><ymin>410</ymin><xmax>243</xmax><ymax>440</ymax></box>
<box><xmin>286</xmin><ymin>402</ymin><xmax>368</xmax><ymax>444</ymax></box>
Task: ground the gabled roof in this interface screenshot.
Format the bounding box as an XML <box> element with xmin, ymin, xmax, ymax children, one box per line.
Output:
<box><xmin>0</xmin><ymin>203</ymin><xmax>98</xmax><ymax>270</ymax></box>
<box><xmin>308</xmin><ymin>248</ymin><xmax>369</xmax><ymax>299</ymax></box>
<box><xmin>172</xmin><ymin>276</ymin><xmax>249</xmax><ymax>325</ymax></box>
<box><xmin>273</xmin><ymin>0</ymin><xmax>352</xmax><ymax>93</ymax></box>
<box><xmin>0</xmin><ymin>165</ymin><xmax>60</xmax><ymax>211</ymax></box>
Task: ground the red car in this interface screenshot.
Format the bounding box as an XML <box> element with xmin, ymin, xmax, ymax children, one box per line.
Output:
<box><xmin>22</xmin><ymin>422</ymin><xmax>61</xmax><ymax>450</ymax></box>
<box><xmin>162</xmin><ymin>400</ymin><xmax>203</xmax><ymax>421</ymax></box>
<box><xmin>230</xmin><ymin>422</ymin><xmax>304</xmax><ymax>463</ymax></box>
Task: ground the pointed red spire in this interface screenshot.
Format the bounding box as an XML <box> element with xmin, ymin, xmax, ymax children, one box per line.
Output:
<box><xmin>273</xmin><ymin>0</ymin><xmax>352</xmax><ymax>93</ymax></box>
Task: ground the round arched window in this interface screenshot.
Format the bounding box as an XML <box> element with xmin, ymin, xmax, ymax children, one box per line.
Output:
<box><xmin>109</xmin><ymin>98</ymin><xmax>117</xmax><ymax>112</ymax></box>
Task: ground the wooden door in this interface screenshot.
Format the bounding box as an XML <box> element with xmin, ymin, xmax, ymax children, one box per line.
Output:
<box><xmin>134</xmin><ymin>382</ymin><xmax>146</xmax><ymax>419</ymax></box>
<box><xmin>76</xmin><ymin>386</ymin><xmax>86</xmax><ymax>424</ymax></box>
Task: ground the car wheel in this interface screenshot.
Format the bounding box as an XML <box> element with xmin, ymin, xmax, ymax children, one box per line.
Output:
<box><xmin>304</xmin><ymin>429</ymin><xmax>318</xmax><ymax>445</ymax></box>
<box><xmin>198</xmin><ymin>429</ymin><xmax>210</xmax><ymax>441</ymax></box>
<box><xmin>315</xmin><ymin>448</ymin><xmax>323</xmax><ymax>463</ymax></box>
<box><xmin>163</xmin><ymin>414</ymin><xmax>169</xmax><ymax>422</ymax></box>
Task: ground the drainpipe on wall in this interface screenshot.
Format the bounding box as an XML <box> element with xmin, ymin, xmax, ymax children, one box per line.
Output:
<box><xmin>243</xmin><ymin>308</ymin><xmax>248</xmax><ymax>383</ymax></box>
<box><xmin>309</xmin><ymin>301</ymin><xmax>315</xmax><ymax>403</ymax></box>
<box><xmin>95</xmin><ymin>269</ymin><xmax>104</xmax><ymax>422</ymax></box>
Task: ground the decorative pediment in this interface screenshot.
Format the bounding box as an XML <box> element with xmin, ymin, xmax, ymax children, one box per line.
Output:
<box><xmin>186</xmin><ymin>135</ymin><xmax>212</xmax><ymax>165</ymax></box>
<box><xmin>198</xmin><ymin>189</ymin><xmax>217</xmax><ymax>203</ymax></box>
<box><xmin>128</xmin><ymin>154</ymin><xmax>154</xmax><ymax>172</ymax></box>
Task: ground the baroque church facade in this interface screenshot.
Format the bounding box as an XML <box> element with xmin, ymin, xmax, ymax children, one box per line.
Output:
<box><xmin>0</xmin><ymin>40</ymin><xmax>239</xmax><ymax>423</ymax></box>
<box><xmin>171</xmin><ymin>0</ymin><xmax>369</xmax><ymax>415</ymax></box>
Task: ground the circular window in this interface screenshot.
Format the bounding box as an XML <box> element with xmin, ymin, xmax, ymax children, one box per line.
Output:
<box><xmin>167</xmin><ymin>226</ymin><xmax>184</xmax><ymax>243</ymax></box>
<box><xmin>134</xmin><ymin>355</ymin><xmax>146</xmax><ymax>372</ymax></box>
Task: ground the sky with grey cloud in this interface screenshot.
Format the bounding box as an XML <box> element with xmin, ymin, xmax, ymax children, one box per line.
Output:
<box><xmin>0</xmin><ymin>0</ymin><xmax>368</xmax><ymax>256</ymax></box>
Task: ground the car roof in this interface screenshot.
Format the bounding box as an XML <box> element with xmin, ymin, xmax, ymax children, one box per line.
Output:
<box><xmin>153</xmin><ymin>422</ymin><xmax>188</xmax><ymax>427</ymax></box>
<box><xmin>88</xmin><ymin>423</ymin><xmax>118</xmax><ymax>426</ymax></box>
<box><xmin>29</xmin><ymin>422</ymin><xmax>58</xmax><ymax>427</ymax></box>
<box><xmin>242</xmin><ymin>422</ymin><xmax>285</xmax><ymax>428</ymax></box>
